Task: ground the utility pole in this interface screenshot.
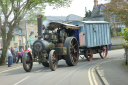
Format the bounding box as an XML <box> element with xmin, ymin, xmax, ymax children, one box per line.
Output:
<box><xmin>25</xmin><ymin>20</ymin><xmax>28</xmax><ymax>50</ymax></box>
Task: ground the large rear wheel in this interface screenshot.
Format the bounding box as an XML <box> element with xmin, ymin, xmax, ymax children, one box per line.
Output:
<box><xmin>99</xmin><ymin>45</ymin><xmax>108</xmax><ymax>59</ymax></box>
<box><xmin>22</xmin><ymin>51</ymin><xmax>33</xmax><ymax>72</ymax></box>
<box><xmin>49</xmin><ymin>50</ymin><xmax>58</xmax><ymax>71</ymax></box>
<box><xmin>64</xmin><ymin>37</ymin><xmax>79</xmax><ymax>66</ymax></box>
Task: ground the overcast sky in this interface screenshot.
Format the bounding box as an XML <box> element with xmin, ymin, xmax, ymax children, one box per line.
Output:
<box><xmin>44</xmin><ymin>0</ymin><xmax>111</xmax><ymax>17</ymax></box>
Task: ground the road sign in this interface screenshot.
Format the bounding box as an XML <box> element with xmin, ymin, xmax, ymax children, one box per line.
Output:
<box><xmin>30</xmin><ymin>37</ymin><xmax>35</xmax><ymax>43</ymax></box>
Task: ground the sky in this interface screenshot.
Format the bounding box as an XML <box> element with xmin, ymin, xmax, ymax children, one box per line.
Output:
<box><xmin>44</xmin><ymin>0</ymin><xmax>111</xmax><ymax>17</ymax></box>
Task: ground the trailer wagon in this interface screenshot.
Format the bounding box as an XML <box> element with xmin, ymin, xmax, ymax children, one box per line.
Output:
<box><xmin>68</xmin><ymin>21</ymin><xmax>111</xmax><ymax>61</ymax></box>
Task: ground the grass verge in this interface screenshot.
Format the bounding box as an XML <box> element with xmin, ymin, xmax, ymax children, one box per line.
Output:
<box><xmin>122</xmin><ymin>60</ymin><xmax>128</xmax><ymax>68</ymax></box>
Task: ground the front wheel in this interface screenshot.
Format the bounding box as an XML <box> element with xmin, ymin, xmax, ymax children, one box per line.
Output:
<box><xmin>99</xmin><ymin>45</ymin><xmax>108</xmax><ymax>59</ymax></box>
<box><xmin>22</xmin><ymin>51</ymin><xmax>33</xmax><ymax>72</ymax></box>
<box><xmin>49</xmin><ymin>50</ymin><xmax>58</xmax><ymax>71</ymax></box>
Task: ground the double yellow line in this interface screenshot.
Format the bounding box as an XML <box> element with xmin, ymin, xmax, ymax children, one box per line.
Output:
<box><xmin>88</xmin><ymin>58</ymin><xmax>124</xmax><ymax>85</ymax></box>
<box><xmin>88</xmin><ymin>64</ymin><xmax>98</xmax><ymax>85</ymax></box>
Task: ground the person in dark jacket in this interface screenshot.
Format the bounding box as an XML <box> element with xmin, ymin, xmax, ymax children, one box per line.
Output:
<box><xmin>16</xmin><ymin>51</ymin><xmax>24</xmax><ymax>63</ymax></box>
<box><xmin>7</xmin><ymin>48</ymin><xmax>13</xmax><ymax>67</ymax></box>
<box><xmin>10</xmin><ymin>47</ymin><xmax>14</xmax><ymax>64</ymax></box>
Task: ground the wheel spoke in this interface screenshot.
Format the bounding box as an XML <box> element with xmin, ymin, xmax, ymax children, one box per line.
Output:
<box><xmin>72</xmin><ymin>55</ymin><xmax>77</xmax><ymax>60</ymax></box>
<box><xmin>73</xmin><ymin>44</ymin><xmax>76</xmax><ymax>48</ymax></box>
<box><xmin>100</xmin><ymin>45</ymin><xmax>108</xmax><ymax>58</ymax></box>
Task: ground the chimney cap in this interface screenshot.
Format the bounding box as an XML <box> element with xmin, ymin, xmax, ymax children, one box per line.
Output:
<box><xmin>37</xmin><ymin>15</ymin><xmax>43</xmax><ymax>18</ymax></box>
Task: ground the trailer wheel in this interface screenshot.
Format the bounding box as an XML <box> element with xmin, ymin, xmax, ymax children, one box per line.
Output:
<box><xmin>22</xmin><ymin>51</ymin><xmax>33</xmax><ymax>72</ymax></box>
<box><xmin>84</xmin><ymin>49</ymin><xmax>93</xmax><ymax>61</ymax></box>
<box><xmin>64</xmin><ymin>37</ymin><xmax>79</xmax><ymax>66</ymax></box>
<box><xmin>99</xmin><ymin>45</ymin><xmax>108</xmax><ymax>59</ymax></box>
<box><xmin>49</xmin><ymin>50</ymin><xmax>58</xmax><ymax>71</ymax></box>
<box><xmin>42</xmin><ymin>62</ymin><xmax>49</xmax><ymax>67</ymax></box>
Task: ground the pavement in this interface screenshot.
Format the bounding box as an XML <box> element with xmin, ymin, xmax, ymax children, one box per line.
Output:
<box><xmin>0</xmin><ymin>62</ymin><xmax>22</xmax><ymax>73</ymax></box>
<box><xmin>97</xmin><ymin>58</ymin><xmax>128</xmax><ymax>85</ymax></box>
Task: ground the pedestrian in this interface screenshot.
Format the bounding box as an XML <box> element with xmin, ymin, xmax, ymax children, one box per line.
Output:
<box><xmin>11</xmin><ymin>47</ymin><xmax>15</xmax><ymax>64</ymax></box>
<box><xmin>16</xmin><ymin>51</ymin><xmax>20</xmax><ymax>63</ymax></box>
<box><xmin>16</xmin><ymin>50</ymin><xmax>24</xmax><ymax>63</ymax></box>
<box><xmin>21</xmin><ymin>47</ymin><xmax>24</xmax><ymax>52</ymax></box>
<box><xmin>28</xmin><ymin>46</ymin><xmax>32</xmax><ymax>53</ymax></box>
<box><xmin>7</xmin><ymin>48</ymin><xmax>13</xmax><ymax>67</ymax></box>
<box><xmin>109</xmin><ymin>42</ymin><xmax>112</xmax><ymax>50</ymax></box>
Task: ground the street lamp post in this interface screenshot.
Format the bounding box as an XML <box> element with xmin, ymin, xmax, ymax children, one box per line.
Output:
<box><xmin>25</xmin><ymin>20</ymin><xmax>28</xmax><ymax>50</ymax></box>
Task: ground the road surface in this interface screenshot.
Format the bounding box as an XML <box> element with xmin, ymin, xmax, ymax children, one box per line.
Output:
<box><xmin>0</xmin><ymin>49</ymin><xmax>125</xmax><ymax>85</ymax></box>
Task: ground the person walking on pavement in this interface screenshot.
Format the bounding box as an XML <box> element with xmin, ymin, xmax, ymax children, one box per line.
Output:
<box><xmin>16</xmin><ymin>50</ymin><xmax>24</xmax><ymax>63</ymax></box>
<box><xmin>7</xmin><ymin>48</ymin><xmax>13</xmax><ymax>67</ymax></box>
<box><xmin>21</xmin><ymin>47</ymin><xmax>24</xmax><ymax>52</ymax></box>
<box><xmin>11</xmin><ymin>47</ymin><xmax>15</xmax><ymax>64</ymax></box>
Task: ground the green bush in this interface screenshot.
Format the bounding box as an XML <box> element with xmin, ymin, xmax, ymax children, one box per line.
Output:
<box><xmin>113</xmin><ymin>32</ymin><xmax>117</xmax><ymax>37</ymax></box>
<box><xmin>120</xmin><ymin>27</ymin><xmax>128</xmax><ymax>49</ymax></box>
<box><xmin>120</xmin><ymin>28</ymin><xmax>128</xmax><ymax>42</ymax></box>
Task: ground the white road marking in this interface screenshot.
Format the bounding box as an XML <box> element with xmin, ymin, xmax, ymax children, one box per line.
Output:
<box><xmin>27</xmin><ymin>72</ymin><xmax>52</xmax><ymax>85</ymax></box>
<box><xmin>14</xmin><ymin>76</ymin><xmax>29</xmax><ymax>85</ymax></box>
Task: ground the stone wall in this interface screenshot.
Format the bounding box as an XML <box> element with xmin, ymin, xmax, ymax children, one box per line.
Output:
<box><xmin>111</xmin><ymin>36</ymin><xmax>125</xmax><ymax>45</ymax></box>
<box><xmin>111</xmin><ymin>36</ymin><xmax>125</xmax><ymax>49</ymax></box>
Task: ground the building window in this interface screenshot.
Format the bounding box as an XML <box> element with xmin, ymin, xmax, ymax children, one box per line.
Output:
<box><xmin>19</xmin><ymin>30</ymin><xmax>22</xmax><ymax>33</ymax></box>
<box><xmin>100</xmin><ymin>18</ymin><xmax>104</xmax><ymax>21</ymax></box>
<box><xmin>12</xmin><ymin>36</ymin><xmax>15</xmax><ymax>41</ymax></box>
<box><xmin>19</xmin><ymin>40</ymin><xmax>21</xmax><ymax>45</ymax></box>
<box><xmin>30</xmin><ymin>22</ymin><xmax>34</xmax><ymax>26</ymax></box>
<box><xmin>100</xmin><ymin>11</ymin><xmax>104</xmax><ymax>15</ymax></box>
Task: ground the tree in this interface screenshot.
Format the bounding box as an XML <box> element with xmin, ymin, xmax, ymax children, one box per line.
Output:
<box><xmin>103</xmin><ymin>0</ymin><xmax>128</xmax><ymax>27</ymax></box>
<box><xmin>0</xmin><ymin>0</ymin><xmax>72</xmax><ymax>65</ymax></box>
<box><xmin>85</xmin><ymin>10</ymin><xmax>92</xmax><ymax>18</ymax></box>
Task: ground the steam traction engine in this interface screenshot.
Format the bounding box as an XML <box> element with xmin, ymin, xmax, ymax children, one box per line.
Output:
<box><xmin>22</xmin><ymin>15</ymin><xmax>79</xmax><ymax>72</ymax></box>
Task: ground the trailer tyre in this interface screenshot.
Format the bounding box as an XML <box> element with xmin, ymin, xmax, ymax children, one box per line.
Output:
<box><xmin>84</xmin><ymin>49</ymin><xmax>93</xmax><ymax>61</ymax></box>
<box><xmin>49</xmin><ymin>50</ymin><xmax>58</xmax><ymax>71</ymax></box>
<box><xmin>64</xmin><ymin>37</ymin><xmax>79</xmax><ymax>66</ymax></box>
<box><xmin>22</xmin><ymin>51</ymin><xmax>33</xmax><ymax>72</ymax></box>
<box><xmin>99</xmin><ymin>45</ymin><xmax>108</xmax><ymax>59</ymax></box>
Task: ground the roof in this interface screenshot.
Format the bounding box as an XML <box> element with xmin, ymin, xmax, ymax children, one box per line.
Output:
<box><xmin>46</xmin><ymin>16</ymin><xmax>66</xmax><ymax>21</ymax></box>
<box><xmin>69</xmin><ymin>21</ymin><xmax>109</xmax><ymax>24</ymax></box>
<box><xmin>13</xmin><ymin>33</ymin><xmax>24</xmax><ymax>36</ymax></box>
<box><xmin>13</xmin><ymin>26</ymin><xmax>25</xmax><ymax>36</ymax></box>
<box><xmin>82</xmin><ymin>21</ymin><xmax>109</xmax><ymax>23</ymax></box>
<box><xmin>66</xmin><ymin>14</ymin><xmax>83</xmax><ymax>21</ymax></box>
<box><xmin>15</xmin><ymin>26</ymin><xmax>22</xmax><ymax>30</ymax></box>
<box><xmin>91</xmin><ymin>4</ymin><xmax>106</xmax><ymax>18</ymax></box>
<box><xmin>46</xmin><ymin>14</ymin><xmax>83</xmax><ymax>22</ymax></box>
<box><xmin>47</xmin><ymin>22</ymin><xmax>79</xmax><ymax>30</ymax></box>
<box><xmin>91</xmin><ymin>7</ymin><xmax>101</xmax><ymax>18</ymax></box>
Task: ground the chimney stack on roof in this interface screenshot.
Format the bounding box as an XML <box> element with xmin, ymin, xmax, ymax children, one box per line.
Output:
<box><xmin>94</xmin><ymin>0</ymin><xmax>98</xmax><ymax>7</ymax></box>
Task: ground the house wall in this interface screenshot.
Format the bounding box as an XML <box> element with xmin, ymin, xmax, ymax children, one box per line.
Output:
<box><xmin>10</xmin><ymin>35</ymin><xmax>25</xmax><ymax>51</ymax></box>
<box><xmin>19</xmin><ymin>21</ymin><xmax>38</xmax><ymax>46</ymax></box>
